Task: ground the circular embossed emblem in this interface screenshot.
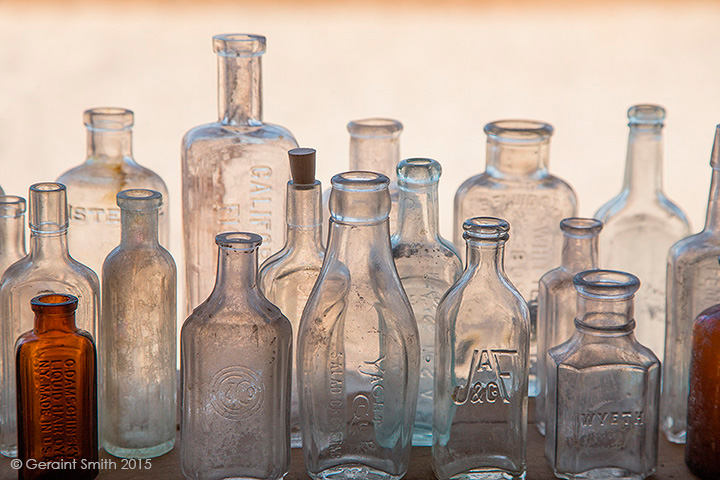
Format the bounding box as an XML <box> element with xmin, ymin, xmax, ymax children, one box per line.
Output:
<box><xmin>209</xmin><ymin>366</ymin><xmax>265</xmax><ymax>420</ymax></box>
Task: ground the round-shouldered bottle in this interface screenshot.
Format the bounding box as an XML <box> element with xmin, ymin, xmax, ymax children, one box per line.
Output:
<box><xmin>0</xmin><ymin>195</ymin><xmax>27</xmax><ymax>276</ymax></box>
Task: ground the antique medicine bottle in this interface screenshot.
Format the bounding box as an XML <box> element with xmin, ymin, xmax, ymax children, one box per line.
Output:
<box><xmin>101</xmin><ymin>189</ymin><xmax>176</xmax><ymax>458</ymax></box>
<box><xmin>182</xmin><ymin>33</ymin><xmax>298</xmax><ymax>316</ymax></box>
<box><xmin>258</xmin><ymin>147</ymin><xmax>324</xmax><ymax>448</ymax></box>
<box><xmin>391</xmin><ymin>158</ymin><xmax>462</xmax><ymax>447</ymax></box>
<box><xmin>181</xmin><ymin>232</ymin><xmax>291</xmax><ymax>480</ymax></box>
<box><xmin>453</xmin><ymin>120</ymin><xmax>576</xmax><ymax>396</ymax></box>
<box><xmin>432</xmin><ymin>217</ymin><xmax>529</xmax><ymax>480</ymax></box>
<box><xmin>297</xmin><ymin>172</ymin><xmax>420</xmax><ymax>480</ymax></box>
<box><xmin>16</xmin><ymin>293</ymin><xmax>98</xmax><ymax>480</ymax></box>
<box><xmin>0</xmin><ymin>195</ymin><xmax>27</xmax><ymax>276</ymax></box>
<box><xmin>0</xmin><ymin>183</ymin><xmax>99</xmax><ymax>457</ymax></box>
<box><xmin>546</xmin><ymin>270</ymin><xmax>660</xmax><ymax>480</ymax></box>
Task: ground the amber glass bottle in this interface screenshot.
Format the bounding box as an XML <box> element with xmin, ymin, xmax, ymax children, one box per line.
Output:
<box><xmin>16</xmin><ymin>294</ymin><xmax>98</xmax><ymax>480</ymax></box>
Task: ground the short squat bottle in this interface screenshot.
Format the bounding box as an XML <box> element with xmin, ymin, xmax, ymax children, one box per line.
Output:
<box><xmin>101</xmin><ymin>189</ymin><xmax>176</xmax><ymax>458</ymax></box>
<box><xmin>0</xmin><ymin>195</ymin><xmax>27</xmax><ymax>276</ymax></box>
<box><xmin>454</xmin><ymin>120</ymin><xmax>576</xmax><ymax>397</ymax></box>
<box><xmin>546</xmin><ymin>270</ymin><xmax>660</xmax><ymax>480</ymax></box>
<box><xmin>182</xmin><ymin>34</ymin><xmax>298</xmax><ymax>316</ymax></box>
<box><xmin>16</xmin><ymin>293</ymin><xmax>98</xmax><ymax>480</ymax></box>
<box><xmin>391</xmin><ymin>158</ymin><xmax>462</xmax><ymax>447</ymax></box>
<box><xmin>298</xmin><ymin>172</ymin><xmax>420</xmax><ymax>480</ymax></box>
<box><xmin>181</xmin><ymin>232</ymin><xmax>291</xmax><ymax>480</ymax></box>
<box><xmin>432</xmin><ymin>217</ymin><xmax>530</xmax><ymax>480</ymax></box>
<box><xmin>535</xmin><ymin>218</ymin><xmax>602</xmax><ymax>435</ymax></box>
<box><xmin>0</xmin><ymin>183</ymin><xmax>99</xmax><ymax>458</ymax></box>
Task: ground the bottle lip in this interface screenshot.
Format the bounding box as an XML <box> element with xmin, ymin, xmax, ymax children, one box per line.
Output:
<box><xmin>463</xmin><ymin>216</ymin><xmax>510</xmax><ymax>242</ymax></box>
<box><xmin>0</xmin><ymin>195</ymin><xmax>26</xmax><ymax>218</ymax></box>
<box><xmin>84</xmin><ymin>107</ymin><xmax>134</xmax><ymax>131</ymax></box>
<box><xmin>29</xmin><ymin>182</ymin><xmax>68</xmax><ymax>233</ymax></box>
<box><xmin>31</xmin><ymin>293</ymin><xmax>78</xmax><ymax>313</ymax></box>
<box><xmin>331</xmin><ymin>171</ymin><xmax>389</xmax><ymax>192</ymax></box>
<box><xmin>397</xmin><ymin>158</ymin><xmax>442</xmax><ymax>186</ymax></box>
<box><xmin>213</xmin><ymin>33</ymin><xmax>266</xmax><ymax>57</ymax></box>
<box><xmin>560</xmin><ymin>217</ymin><xmax>603</xmax><ymax>238</ymax></box>
<box><xmin>484</xmin><ymin>120</ymin><xmax>553</xmax><ymax>144</ymax></box>
<box><xmin>215</xmin><ymin>232</ymin><xmax>263</xmax><ymax>251</ymax></box>
<box><xmin>117</xmin><ymin>189</ymin><xmax>162</xmax><ymax>210</ymax></box>
<box><xmin>347</xmin><ymin>118</ymin><xmax>403</xmax><ymax>138</ymax></box>
<box><xmin>627</xmin><ymin>104</ymin><xmax>665</xmax><ymax>127</ymax></box>
<box><xmin>574</xmin><ymin>269</ymin><xmax>640</xmax><ymax>299</ymax></box>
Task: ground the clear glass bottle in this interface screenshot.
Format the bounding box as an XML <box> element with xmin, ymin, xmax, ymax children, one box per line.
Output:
<box><xmin>663</xmin><ymin>125</ymin><xmax>720</xmax><ymax>444</ymax></box>
<box><xmin>182</xmin><ymin>33</ymin><xmax>299</xmax><ymax>316</ymax></box>
<box><xmin>0</xmin><ymin>182</ymin><xmax>99</xmax><ymax>458</ymax></box>
<box><xmin>16</xmin><ymin>293</ymin><xmax>98</xmax><ymax>480</ymax></box>
<box><xmin>535</xmin><ymin>218</ymin><xmax>602</xmax><ymax>435</ymax></box>
<box><xmin>180</xmin><ymin>232</ymin><xmax>291</xmax><ymax>480</ymax></box>
<box><xmin>595</xmin><ymin>105</ymin><xmax>691</xmax><ymax>363</ymax></box>
<box><xmin>258</xmin><ymin>148</ymin><xmax>324</xmax><ymax>448</ymax></box>
<box><xmin>546</xmin><ymin>270</ymin><xmax>660</xmax><ymax>480</ymax></box>
<box><xmin>57</xmin><ymin>107</ymin><xmax>170</xmax><ymax>281</ymax></box>
<box><xmin>297</xmin><ymin>172</ymin><xmax>419</xmax><ymax>480</ymax></box>
<box><xmin>391</xmin><ymin>158</ymin><xmax>462</xmax><ymax>447</ymax></box>
<box><xmin>101</xmin><ymin>189</ymin><xmax>176</xmax><ymax>458</ymax></box>
<box><xmin>432</xmin><ymin>217</ymin><xmax>529</xmax><ymax>480</ymax></box>
<box><xmin>453</xmin><ymin>120</ymin><xmax>577</xmax><ymax>397</ymax></box>
<box><xmin>0</xmin><ymin>196</ymin><xmax>27</xmax><ymax>276</ymax></box>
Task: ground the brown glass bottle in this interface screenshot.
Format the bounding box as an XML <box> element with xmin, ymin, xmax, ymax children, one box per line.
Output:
<box><xmin>16</xmin><ymin>294</ymin><xmax>98</xmax><ymax>480</ymax></box>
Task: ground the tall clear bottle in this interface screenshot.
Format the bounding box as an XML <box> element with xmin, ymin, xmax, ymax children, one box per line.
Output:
<box><xmin>181</xmin><ymin>232</ymin><xmax>291</xmax><ymax>480</ymax></box>
<box><xmin>594</xmin><ymin>105</ymin><xmax>691</xmax><ymax>363</ymax></box>
<box><xmin>182</xmin><ymin>33</ymin><xmax>298</xmax><ymax>316</ymax></box>
<box><xmin>535</xmin><ymin>218</ymin><xmax>602</xmax><ymax>435</ymax></box>
<box><xmin>453</xmin><ymin>120</ymin><xmax>576</xmax><ymax>396</ymax></box>
<box><xmin>0</xmin><ymin>182</ymin><xmax>99</xmax><ymax>458</ymax></box>
<box><xmin>432</xmin><ymin>217</ymin><xmax>530</xmax><ymax>480</ymax></box>
<box><xmin>663</xmin><ymin>125</ymin><xmax>720</xmax><ymax>444</ymax></box>
<box><xmin>298</xmin><ymin>172</ymin><xmax>420</xmax><ymax>480</ymax></box>
<box><xmin>101</xmin><ymin>189</ymin><xmax>176</xmax><ymax>458</ymax></box>
<box><xmin>0</xmin><ymin>196</ymin><xmax>27</xmax><ymax>276</ymax></box>
<box><xmin>57</xmin><ymin>107</ymin><xmax>170</xmax><ymax>280</ymax></box>
<box><xmin>391</xmin><ymin>158</ymin><xmax>462</xmax><ymax>447</ymax></box>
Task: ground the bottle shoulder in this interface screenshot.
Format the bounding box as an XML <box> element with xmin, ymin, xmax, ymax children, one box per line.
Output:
<box><xmin>668</xmin><ymin>230</ymin><xmax>720</xmax><ymax>263</ymax></box>
<box><xmin>182</xmin><ymin>122</ymin><xmax>298</xmax><ymax>150</ymax></box>
<box><xmin>438</xmin><ymin>272</ymin><xmax>529</xmax><ymax>323</ymax></box>
<box><xmin>1</xmin><ymin>255</ymin><xmax>99</xmax><ymax>296</ymax></box>
<box><xmin>455</xmin><ymin>172</ymin><xmax>577</xmax><ymax>207</ymax></box>
<box><xmin>550</xmin><ymin>334</ymin><xmax>660</xmax><ymax>370</ymax></box>
<box><xmin>58</xmin><ymin>160</ymin><xmax>168</xmax><ymax>191</ymax></box>
<box><xmin>103</xmin><ymin>245</ymin><xmax>176</xmax><ymax>275</ymax></box>
<box><xmin>596</xmin><ymin>191</ymin><xmax>691</xmax><ymax>232</ymax></box>
<box><xmin>16</xmin><ymin>327</ymin><xmax>97</xmax><ymax>353</ymax></box>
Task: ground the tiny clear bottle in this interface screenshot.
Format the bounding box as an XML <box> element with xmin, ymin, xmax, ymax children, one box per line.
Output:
<box><xmin>298</xmin><ymin>172</ymin><xmax>419</xmax><ymax>480</ymax></box>
<box><xmin>432</xmin><ymin>217</ymin><xmax>530</xmax><ymax>480</ymax></box>
<box><xmin>546</xmin><ymin>270</ymin><xmax>660</xmax><ymax>480</ymax></box>
<box><xmin>0</xmin><ymin>182</ymin><xmax>99</xmax><ymax>458</ymax></box>
<box><xmin>535</xmin><ymin>218</ymin><xmax>602</xmax><ymax>435</ymax></box>
<box><xmin>180</xmin><ymin>232</ymin><xmax>291</xmax><ymax>480</ymax></box>
<box><xmin>101</xmin><ymin>189</ymin><xmax>176</xmax><ymax>458</ymax></box>
<box><xmin>391</xmin><ymin>158</ymin><xmax>462</xmax><ymax>447</ymax></box>
<box><xmin>0</xmin><ymin>196</ymin><xmax>27</xmax><ymax>276</ymax></box>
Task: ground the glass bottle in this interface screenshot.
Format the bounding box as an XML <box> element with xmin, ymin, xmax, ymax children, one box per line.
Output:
<box><xmin>663</xmin><ymin>125</ymin><xmax>720</xmax><ymax>444</ymax></box>
<box><xmin>57</xmin><ymin>107</ymin><xmax>170</xmax><ymax>281</ymax></box>
<box><xmin>258</xmin><ymin>147</ymin><xmax>324</xmax><ymax>448</ymax></box>
<box><xmin>297</xmin><ymin>172</ymin><xmax>419</xmax><ymax>480</ymax></box>
<box><xmin>432</xmin><ymin>217</ymin><xmax>530</xmax><ymax>480</ymax></box>
<box><xmin>182</xmin><ymin>33</ymin><xmax>299</xmax><ymax>316</ymax></box>
<box><xmin>390</xmin><ymin>158</ymin><xmax>462</xmax><ymax>447</ymax></box>
<box><xmin>180</xmin><ymin>232</ymin><xmax>291</xmax><ymax>480</ymax></box>
<box><xmin>0</xmin><ymin>195</ymin><xmax>27</xmax><ymax>276</ymax></box>
<box><xmin>101</xmin><ymin>189</ymin><xmax>176</xmax><ymax>458</ymax></box>
<box><xmin>0</xmin><ymin>182</ymin><xmax>99</xmax><ymax>458</ymax></box>
<box><xmin>16</xmin><ymin>293</ymin><xmax>98</xmax><ymax>480</ymax></box>
<box><xmin>595</xmin><ymin>105</ymin><xmax>691</xmax><ymax>363</ymax></box>
<box><xmin>535</xmin><ymin>217</ymin><xmax>602</xmax><ymax>435</ymax></box>
<box><xmin>453</xmin><ymin>120</ymin><xmax>577</xmax><ymax>397</ymax></box>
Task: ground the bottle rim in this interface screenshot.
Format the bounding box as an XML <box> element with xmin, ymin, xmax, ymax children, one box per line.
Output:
<box><xmin>84</xmin><ymin>107</ymin><xmax>134</xmax><ymax>131</ymax></box>
<box><xmin>560</xmin><ymin>217</ymin><xmax>603</xmax><ymax>238</ymax></box>
<box><xmin>573</xmin><ymin>269</ymin><xmax>640</xmax><ymax>299</ymax></box>
<box><xmin>347</xmin><ymin>118</ymin><xmax>403</xmax><ymax>138</ymax></box>
<box><xmin>397</xmin><ymin>158</ymin><xmax>442</xmax><ymax>186</ymax></box>
<box><xmin>215</xmin><ymin>232</ymin><xmax>263</xmax><ymax>250</ymax></box>
<box><xmin>627</xmin><ymin>104</ymin><xmax>665</xmax><ymax>127</ymax></box>
<box><xmin>462</xmin><ymin>216</ymin><xmax>510</xmax><ymax>241</ymax></box>
<box><xmin>0</xmin><ymin>195</ymin><xmax>26</xmax><ymax>218</ymax></box>
<box><xmin>31</xmin><ymin>293</ymin><xmax>78</xmax><ymax>312</ymax></box>
<box><xmin>213</xmin><ymin>33</ymin><xmax>266</xmax><ymax>57</ymax></box>
<box><xmin>484</xmin><ymin>120</ymin><xmax>553</xmax><ymax>143</ymax></box>
<box><xmin>331</xmin><ymin>171</ymin><xmax>389</xmax><ymax>192</ymax></box>
<box><xmin>117</xmin><ymin>189</ymin><xmax>162</xmax><ymax>210</ymax></box>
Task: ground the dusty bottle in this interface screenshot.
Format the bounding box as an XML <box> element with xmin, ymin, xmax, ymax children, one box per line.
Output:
<box><xmin>16</xmin><ymin>293</ymin><xmax>98</xmax><ymax>480</ymax></box>
<box><xmin>0</xmin><ymin>195</ymin><xmax>27</xmax><ymax>276</ymax></box>
<box><xmin>101</xmin><ymin>189</ymin><xmax>176</xmax><ymax>458</ymax></box>
<box><xmin>546</xmin><ymin>270</ymin><xmax>660</xmax><ymax>480</ymax></box>
<box><xmin>258</xmin><ymin>148</ymin><xmax>324</xmax><ymax>448</ymax></box>
<box><xmin>180</xmin><ymin>232</ymin><xmax>291</xmax><ymax>480</ymax></box>
<box><xmin>453</xmin><ymin>120</ymin><xmax>576</xmax><ymax>396</ymax></box>
<box><xmin>298</xmin><ymin>172</ymin><xmax>420</xmax><ymax>480</ymax></box>
<box><xmin>182</xmin><ymin>33</ymin><xmax>298</xmax><ymax>316</ymax></box>
<box><xmin>432</xmin><ymin>217</ymin><xmax>530</xmax><ymax>480</ymax></box>
<box><xmin>391</xmin><ymin>158</ymin><xmax>462</xmax><ymax>447</ymax></box>
<box><xmin>0</xmin><ymin>183</ymin><xmax>99</xmax><ymax>457</ymax></box>
<box><xmin>535</xmin><ymin>218</ymin><xmax>602</xmax><ymax>435</ymax></box>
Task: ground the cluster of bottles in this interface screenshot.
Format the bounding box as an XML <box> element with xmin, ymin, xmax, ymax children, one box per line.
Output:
<box><xmin>0</xmin><ymin>32</ymin><xmax>718</xmax><ymax>480</ymax></box>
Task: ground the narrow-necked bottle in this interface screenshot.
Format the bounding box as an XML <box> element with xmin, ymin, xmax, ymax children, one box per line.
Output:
<box><xmin>16</xmin><ymin>293</ymin><xmax>98</xmax><ymax>480</ymax></box>
<box><xmin>432</xmin><ymin>217</ymin><xmax>530</xmax><ymax>480</ymax></box>
<box><xmin>182</xmin><ymin>33</ymin><xmax>298</xmax><ymax>316</ymax></box>
<box><xmin>101</xmin><ymin>189</ymin><xmax>176</xmax><ymax>458</ymax></box>
<box><xmin>298</xmin><ymin>172</ymin><xmax>419</xmax><ymax>480</ymax></box>
<box><xmin>258</xmin><ymin>148</ymin><xmax>324</xmax><ymax>448</ymax></box>
<box><xmin>57</xmin><ymin>107</ymin><xmax>170</xmax><ymax>280</ymax></box>
<box><xmin>453</xmin><ymin>120</ymin><xmax>577</xmax><ymax>396</ymax></box>
<box><xmin>546</xmin><ymin>270</ymin><xmax>660</xmax><ymax>480</ymax></box>
<box><xmin>391</xmin><ymin>158</ymin><xmax>462</xmax><ymax>447</ymax></box>
<box><xmin>0</xmin><ymin>182</ymin><xmax>99</xmax><ymax>458</ymax></box>
<box><xmin>536</xmin><ymin>218</ymin><xmax>602</xmax><ymax>435</ymax></box>
<box><xmin>181</xmin><ymin>232</ymin><xmax>291</xmax><ymax>480</ymax></box>
<box><xmin>0</xmin><ymin>195</ymin><xmax>27</xmax><ymax>276</ymax></box>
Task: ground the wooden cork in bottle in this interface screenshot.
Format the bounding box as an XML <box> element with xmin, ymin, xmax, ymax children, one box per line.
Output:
<box><xmin>288</xmin><ymin>148</ymin><xmax>316</xmax><ymax>185</ymax></box>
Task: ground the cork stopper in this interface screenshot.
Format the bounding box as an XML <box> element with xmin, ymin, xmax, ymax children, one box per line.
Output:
<box><xmin>289</xmin><ymin>148</ymin><xmax>316</xmax><ymax>185</ymax></box>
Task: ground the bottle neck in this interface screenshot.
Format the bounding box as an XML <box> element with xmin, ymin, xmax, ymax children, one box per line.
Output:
<box><xmin>86</xmin><ymin>128</ymin><xmax>133</xmax><ymax>163</ymax></box>
<box><xmin>395</xmin><ymin>182</ymin><xmax>440</xmax><ymax>241</ymax></box>
<box><xmin>285</xmin><ymin>182</ymin><xmax>323</xmax><ymax>251</ymax></box>
<box><xmin>486</xmin><ymin>140</ymin><xmax>549</xmax><ymax>179</ymax></box>
<box><xmin>465</xmin><ymin>240</ymin><xmax>506</xmax><ymax>278</ymax></box>
<box><xmin>34</xmin><ymin>312</ymin><xmax>77</xmax><ymax>334</ymax></box>
<box><xmin>211</xmin><ymin>245</ymin><xmax>259</xmax><ymax>295</ymax></box>
<box><xmin>30</xmin><ymin>230</ymin><xmax>70</xmax><ymax>260</ymax></box>
<box><xmin>326</xmin><ymin>219</ymin><xmax>393</xmax><ymax>267</ymax></box>
<box><xmin>349</xmin><ymin>135</ymin><xmax>400</xmax><ymax>182</ymax></box>
<box><xmin>121</xmin><ymin>209</ymin><xmax>159</xmax><ymax>247</ymax></box>
<box><xmin>218</xmin><ymin>55</ymin><xmax>262</xmax><ymax>127</ymax></box>
<box><xmin>622</xmin><ymin>125</ymin><xmax>663</xmax><ymax>198</ymax></box>
<box><xmin>704</xmin><ymin>166</ymin><xmax>720</xmax><ymax>232</ymax></box>
<box><xmin>575</xmin><ymin>296</ymin><xmax>635</xmax><ymax>338</ymax></box>
<box><xmin>561</xmin><ymin>235</ymin><xmax>599</xmax><ymax>271</ymax></box>
<box><xmin>0</xmin><ymin>215</ymin><xmax>25</xmax><ymax>258</ymax></box>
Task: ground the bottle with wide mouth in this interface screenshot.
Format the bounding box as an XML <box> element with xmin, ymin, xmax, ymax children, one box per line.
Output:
<box><xmin>0</xmin><ymin>195</ymin><xmax>27</xmax><ymax>276</ymax></box>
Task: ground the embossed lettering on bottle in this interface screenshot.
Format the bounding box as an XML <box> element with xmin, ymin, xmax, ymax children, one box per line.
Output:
<box><xmin>453</xmin><ymin>349</ymin><xmax>518</xmax><ymax>405</ymax></box>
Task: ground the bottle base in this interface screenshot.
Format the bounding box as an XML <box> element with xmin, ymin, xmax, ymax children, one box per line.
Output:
<box><xmin>536</xmin><ymin>421</ymin><xmax>546</xmax><ymax>436</ymax></box>
<box><xmin>553</xmin><ymin>467</ymin><xmax>654</xmax><ymax>480</ymax></box>
<box><xmin>412</xmin><ymin>428</ymin><xmax>433</xmax><ymax>447</ymax></box>
<box><xmin>309</xmin><ymin>464</ymin><xmax>404</xmax><ymax>480</ymax></box>
<box><xmin>447</xmin><ymin>469</ymin><xmax>526</xmax><ymax>480</ymax></box>
<box><xmin>0</xmin><ymin>446</ymin><xmax>17</xmax><ymax>458</ymax></box>
<box><xmin>103</xmin><ymin>438</ymin><xmax>175</xmax><ymax>459</ymax></box>
<box><xmin>661</xmin><ymin>428</ymin><xmax>686</xmax><ymax>444</ymax></box>
<box><xmin>291</xmin><ymin>430</ymin><xmax>302</xmax><ymax>449</ymax></box>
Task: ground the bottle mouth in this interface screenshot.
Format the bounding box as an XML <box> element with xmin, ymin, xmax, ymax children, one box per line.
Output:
<box><xmin>397</xmin><ymin>158</ymin><xmax>442</xmax><ymax>186</ymax></box>
<box><xmin>215</xmin><ymin>232</ymin><xmax>263</xmax><ymax>251</ymax></box>
<box><xmin>29</xmin><ymin>182</ymin><xmax>68</xmax><ymax>233</ymax></box>
<box><xmin>213</xmin><ymin>33</ymin><xmax>266</xmax><ymax>57</ymax></box>
<box><xmin>331</xmin><ymin>171</ymin><xmax>389</xmax><ymax>192</ymax></box>
<box><xmin>627</xmin><ymin>104</ymin><xmax>665</xmax><ymax>127</ymax></box>
<box><xmin>347</xmin><ymin>118</ymin><xmax>403</xmax><ymax>138</ymax></box>
<box><xmin>560</xmin><ymin>217</ymin><xmax>603</xmax><ymax>238</ymax></box>
<box><xmin>484</xmin><ymin>120</ymin><xmax>553</xmax><ymax>144</ymax></box>
<box><xmin>31</xmin><ymin>293</ymin><xmax>78</xmax><ymax>314</ymax></box>
<box><xmin>117</xmin><ymin>189</ymin><xmax>162</xmax><ymax>211</ymax></box>
<box><xmin>574</xmin><ymin>269</ymin><xmax>640</xmax><ymax>299</ymax></box>
<box><xmin>0</xmin><ymin>195</ymin><xmax>26</xmax><ymax>218</ymax></box>
<box><xmin>462</xmin><ymin>216</ymin><xmax>510</xmax><ymax>242</ymax></box>
<box><xmin>84</xmin><ymin>107</ymin><xmax>134</xmax><ymax>131</ymax></box>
